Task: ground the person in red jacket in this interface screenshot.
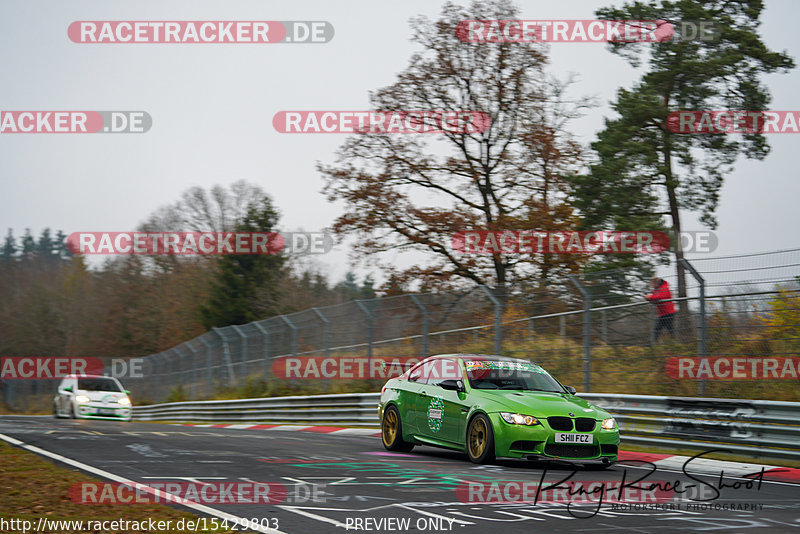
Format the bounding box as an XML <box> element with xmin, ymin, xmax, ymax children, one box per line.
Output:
<box><xmin>645</xmin><ymin>277</ymin><xmax>676</xmax><ymax>339</ymax></box>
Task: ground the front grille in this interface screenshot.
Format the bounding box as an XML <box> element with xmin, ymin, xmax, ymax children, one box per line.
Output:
<box><xmin>547</xmin><ymin>416</ymin><xmax>573</xmax><ymax>431</ymax></box>
<box><xmin>510</xmin><ymin>440</ymin><xmax>542</xmax><ymax>452</ymax></box>
<box><xmin>575</xmin><ymin>418</ymin><xmax>596</xmax><ymax>432</ymax></box>
<box><xmin>544</xmin><ymin>444</ymin><xmax>600</xmax><ymax>458</ymax></box>
<box><xmin>601</xmin><ymin>444</ymin><xmax>618</xmax><ymax>455</ymax></box>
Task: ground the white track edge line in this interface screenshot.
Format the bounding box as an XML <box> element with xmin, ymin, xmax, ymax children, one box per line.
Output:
<box><xmin>0</xmin><ymin>433</ymin><xmax>286</xmax><ymax>534</ymax></box>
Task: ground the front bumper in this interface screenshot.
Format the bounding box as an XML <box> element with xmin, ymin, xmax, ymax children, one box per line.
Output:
<box><xmin>76</xmin><ymin>403</ymin><xmax>132</xmax><ymax>420</ymax></box>
<box><xmin>489</xmin><ymin>413</ymin><xmax>619</xmax><ymax>462</ymax></box>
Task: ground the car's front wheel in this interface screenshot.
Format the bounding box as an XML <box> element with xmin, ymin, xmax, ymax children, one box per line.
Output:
<box><xmin>381</xmin><ymin>405</ymin><xmax>414</xmax><ymax>452</ymax></box>
<box><xmin>466</xmin><ymin>413</ymin><xmax>495</xmax><ymax>464</ymax></box>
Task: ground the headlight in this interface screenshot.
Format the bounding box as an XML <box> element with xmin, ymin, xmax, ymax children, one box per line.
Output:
<box><xmin>500</xmin><ymin>412</ymin><xmax>540</xmax><ymax>426</ymax></box>
<box><xmin>75</xmin><ymin>395</ymin><xmax>90</xmax><ymax>404</ymax></box>
<box><xmin>601</xmin><ymin>418</ymin><xmax>617</xmax><ymax>430</ymax></box>
<box><xmin>118</xmin><ymin>397</ymin><xmax>131</xmax><ymax>405</ymax></box>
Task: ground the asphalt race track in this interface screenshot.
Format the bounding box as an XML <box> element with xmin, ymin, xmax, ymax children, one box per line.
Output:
<box><xmin>1</xmin><ymin>416</ymin><xmax>799</xmax><ymax>533</ymax></box>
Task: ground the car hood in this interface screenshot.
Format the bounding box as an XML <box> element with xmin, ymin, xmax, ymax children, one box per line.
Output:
<box><xmin>77</xmin><ymin>390</ymin><xmax>127</xmax><ymax>403</ymax></box>
<box><xmin>472</xmin><ymin>390</ymin><xmax>609</xmax><ymax>419</ymax></box>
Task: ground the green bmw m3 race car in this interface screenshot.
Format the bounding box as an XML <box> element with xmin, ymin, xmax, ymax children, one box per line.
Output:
<box><xmin>379</xmin><ymin>354</ymin><xmax>619</xmax><ymax>466</ymax></box>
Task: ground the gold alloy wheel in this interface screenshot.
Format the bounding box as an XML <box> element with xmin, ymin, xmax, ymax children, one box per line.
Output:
<box><xmin>468</xmin><ymin>417</ymin><xmax>488</xmax><ymax>458</ymax></box>
<box><xmin>382</xmin><ymin>408</ymin><xmax>398</xmax><ymax>446</ymax></box>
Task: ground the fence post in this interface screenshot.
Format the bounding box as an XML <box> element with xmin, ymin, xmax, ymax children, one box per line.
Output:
<box><xmin>312</xmin><ymin>308</ymin><xmax>331</xmax><ymax>359</ymax></box>
<box><xmin>213</xmin><ymin>328</ymin><xmax>236</xmax><ymax>386</ymax></box>
<box><xmin>355</xmin><ymin>301</ymin><xmax>374</xmax><ymax>365</ymax></box>
<box><xmin>186</xmin><ymin>343</ymin><xmax>199</xmax><ymax>399</ymax></box>
<box><xmin>152</xmin><ymin>353</ymin><xmax>165</xmax><ymax>402</ymax></box>
<box><xmin>560</xmin><ymin>315</ymin><xmax>566</xmax><ymax>340</ymax></box>
<box><xmin>650</xmin><ymin>313</ymin><xmax>656</xmax><ymax>346</ymax></box>
<box><xmin>480</xmin><ymin>285</ymin><xmax>502</xmax><ymax>355</ymax></box>
<box><xmin>253</xmin><ymin>322</ymin><xmax>271</xmax><ymax>381</ymax></box>
<box><xmin>231</xmin><ymin>325</ymin><xmax>248</xmax><ymax>382</ymax></box>
<box><xmin>410</xmin><ymin>295</ymin><xmax>429</xmax><ymax>358</ymax></box>
<box><xmin>199</xmin><ymin>335</ymin><xmax>213</xmax><ymax>396</ymax></box>
<box><xmin>280</xmin><ymin>315</ymin><xmax>298</xmax><ymax>358</ymax></box>
<box><xmin>2</xmin><ymin>379</ymin><xmax>14</xmax><ymax>410</ymax></box>
<box><xmin>568</xmin><ymin>275</ymin><xmax>592</xmax><ymax>393</ymax></box>
<box><xmin>601</xmin><ymin>310</ymin><xmax>608</xmax><ymax>344</ymax></box>
<box><xmin>679</xmin><ymin>258</ymin><xmax>707</xmax><ymax>395</ymax></box>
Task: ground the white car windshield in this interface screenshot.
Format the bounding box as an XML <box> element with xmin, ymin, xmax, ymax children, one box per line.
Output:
<box><xmin>77</xmin><ymin>378</ymin><xmax>122</xmax><ymax>392</ymax></box>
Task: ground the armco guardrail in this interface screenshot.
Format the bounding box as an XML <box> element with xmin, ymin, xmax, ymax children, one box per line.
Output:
<box><xmin>133</xmin><ymin>392</ymin><xmax>381</xmax><ymax>427</ymax></box>
<box><xmin>133</xmin><ymin>392</ymin><xmax>800</xmax><ymax>460</ymax></box>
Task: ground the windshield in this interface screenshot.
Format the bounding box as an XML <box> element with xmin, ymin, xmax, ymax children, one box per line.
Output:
<box><xmin>78</xmin><ymin>378</ymin><xmax>122</xmax><ymax>392</ymax></box>
<box><xmin>464</xmin><ymin>360</ymin><xmax>565</xmax><ymax>392</ymax></box>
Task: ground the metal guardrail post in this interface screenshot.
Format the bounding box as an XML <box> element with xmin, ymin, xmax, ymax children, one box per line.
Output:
<box><xmin>355</xmin><ymin>301</ymin><xmax>374</xmax><ymax>365</ymax></box>
<box><xmin>479</xmin><ymin>285</ymin><xmax>502</xmax><ymax>355</ymax></box>
<box><xmin>312</xmin><ymin>308</ymin><xmax>331</xmax><ymax>359</ymax></box>
<box><xmin>568</xmin><ymin>275</ymin><xmax>592</xmax><ymax>393</ymax></box>
<box><xmin>212</xmin><ymin>328</ymin><xmax>236</xmax><ymax>386</ymax></box>
<box><xmin>680</xmin><ymin>258</ymin><xmax>707</xmax><ymax>395</ymax></box>
<box><xmin>280</xmin><ymin>315</ymin><xmax>298</xmax><ymax>358</ymax></box>
<box><xmin>199</xmin><ymin>335</ymin><xmax>213</xmax><ymax>395</ymax></box>
<box><xmin>231</xmin><ymin>325</ymin><xmax>248</xmax><ymax>381</ymax></box>
<box><xmin>253</xmin><ymin>322</ymin><xmax>271</xmax><ymax>380</ymax></box>
<box><xmin>409</xmin><ymin>295</ymin><xmax>429</xmax><ymax>358</ymax></box>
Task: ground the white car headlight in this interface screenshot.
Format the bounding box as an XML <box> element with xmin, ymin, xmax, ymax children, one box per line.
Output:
<box><xmin>500</xmin><ymin>412</ymin><xmax>540</xmax><ymax>426</ymax></box>
<box><xmin>601</xmin><ymin>417</ymin><xmax>617</xmax><ymax>430</ymax></box>
<box><xmin>75</xmin><ymin>395</ymin><xmax>90</xmax><ymax>404</ymax></box>
<box><xmin>118</xmin><ymin>397</ymin><xmax>131</xmax><ymax>405</ymax></box>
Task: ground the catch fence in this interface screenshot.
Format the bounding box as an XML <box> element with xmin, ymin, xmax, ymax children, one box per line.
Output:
<box><xmin>2</xmin><ymin>248</ymin><xmax>798</xmax><ymax>408</ymax></box>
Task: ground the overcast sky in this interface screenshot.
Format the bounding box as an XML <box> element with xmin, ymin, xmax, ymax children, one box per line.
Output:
<box><xmin>1</xmin><ymin>0</ymin><xmax>798</xmax><ymax>285</ymax></box>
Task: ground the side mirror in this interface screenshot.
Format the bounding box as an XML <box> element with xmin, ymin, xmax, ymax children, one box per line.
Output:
<box><xmin>440</xmin><ymin>379</ymin><xmax>465</xmax><ymax>393</ymax></box>
<box><xmin>125</xmin><ymin>390</ymin><xmax>130</xmax><ymax>395</ymax></box>
<box><xmin>63</xmin><ymin>386</ymin><xmax>73</xmax><ymax>393</ymax></box>
<box><xmin>565</xmin><ymin>385</ymin><xmax>577</xmax><ymax>395</ymax></box>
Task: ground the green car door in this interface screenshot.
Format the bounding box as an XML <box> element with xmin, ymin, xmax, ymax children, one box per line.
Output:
<box><xmin>399</xmin><ymin>361</ymin><xmax>427</xmax><ymax>434</ymax></box>
<box><xmin>416</xmin><ymin>358</ymin><xmax>470</xmax><ymax>445</ymax></box>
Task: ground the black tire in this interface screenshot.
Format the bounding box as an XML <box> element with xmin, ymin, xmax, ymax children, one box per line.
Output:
<box><xmin>53</xmin><ymin>402</ymin><xmax>60</xmax><ymax>419</ymax></box>
<box><xmin>381</xmin><ymin>405</ymin><xmax>414</xmax><ymax>452</ymax></box>
<box><xmin>70</xmin><ymin>403</ymin><xmax>78</xmax><ymax>419</ymax></box>
<box><xmin>466</xmin><ymin>413</ymin><xmax>495</xmax><ymax>464</ymax></box>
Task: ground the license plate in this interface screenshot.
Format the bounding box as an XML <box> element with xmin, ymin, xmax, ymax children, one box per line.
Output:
<box><xmin>555</xmin><ymin>433</ymin><xmax>593</xmax><ymax>444</ymax></box>
<box><xmin>96</xmin><ymin>408</ymin><xmax>115</xmax><ymax>415</ymax></box>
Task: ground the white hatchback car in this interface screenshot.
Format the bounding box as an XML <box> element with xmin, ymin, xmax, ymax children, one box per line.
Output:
<box><xmin>53</xmin><ymin>374</ymin><xmax>133</xmax><ymax>421</ymax></box>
